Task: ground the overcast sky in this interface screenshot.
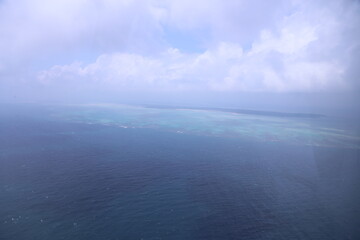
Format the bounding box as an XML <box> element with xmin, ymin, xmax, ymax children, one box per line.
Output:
<box><xmin>0</xmin><ymin>0</ymin><xmax>359</xmax><ymax>110</ymax></box>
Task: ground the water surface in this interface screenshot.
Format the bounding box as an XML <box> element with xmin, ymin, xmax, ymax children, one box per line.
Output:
<box><xmin>1</xmin><ymin>104</ymin><xmax>359</xmax><ymax>239</ymax></box>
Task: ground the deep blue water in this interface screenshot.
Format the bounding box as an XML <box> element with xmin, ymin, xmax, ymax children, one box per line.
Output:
<box><xmin>1</xmin><ymin>105</ymin><xmax>359</xmax><ymax>239</ymax></box>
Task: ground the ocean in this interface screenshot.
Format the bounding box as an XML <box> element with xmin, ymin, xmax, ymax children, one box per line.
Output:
<box><xmin>1</xmin><ymin>104</ymin><xmax>359</xmax><ymax>239</ymax></box>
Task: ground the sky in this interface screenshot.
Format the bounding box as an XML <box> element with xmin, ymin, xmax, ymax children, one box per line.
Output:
<box><xmin>0</xmin><ymin>0</ymin><xmax>359</xmax><ymax>112</ymax></box>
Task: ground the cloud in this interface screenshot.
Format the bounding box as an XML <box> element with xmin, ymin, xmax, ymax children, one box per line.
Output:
<box><xmin>0</xmin><ymin>0</ymin><xmax>359</xmax><ymax>101</ymax></box>
<box><xmin>36</xmin><ymin>35</ymin><xmax>346</xmax><ymax>92</ymax></box>
<box><xmin>0</xmin><ymin>0</ymin><xmax>164</xmax><ymax>68</ymax></box>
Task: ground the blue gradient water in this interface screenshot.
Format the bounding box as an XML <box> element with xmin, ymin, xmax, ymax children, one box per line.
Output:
<box><xmin>1</xmin><ymin>105</ymin><xmax>359</xmax><ymax>239</ymax></box>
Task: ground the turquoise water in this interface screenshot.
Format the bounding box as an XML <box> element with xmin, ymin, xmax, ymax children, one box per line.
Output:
<box><xmin>1</xmin><ymin>104</ymin><xmax>359</xmax><ymax>239</ymax></box>
<box><xmin>53</xmin><ymin>104</ymin><xmax>359</xmax><ymax>149</ymax></box>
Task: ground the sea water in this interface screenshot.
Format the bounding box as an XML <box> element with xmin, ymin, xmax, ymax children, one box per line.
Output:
<box><xmin>0</xmin><ymin>104</ymin><xmax>359</xmax><ymax>239</ymax></box>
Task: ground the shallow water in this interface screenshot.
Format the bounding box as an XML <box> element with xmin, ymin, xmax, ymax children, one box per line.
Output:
<box><xmin>1</xmin><ymin>104</ymin><xmax>359</xmax><ymax>239</ymax></box>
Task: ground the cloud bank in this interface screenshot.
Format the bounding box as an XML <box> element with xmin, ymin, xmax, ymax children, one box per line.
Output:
<box><xmin>0</xmin><ymin>0</ymin><xmax>359</xmax><ymax>102</ymax></box>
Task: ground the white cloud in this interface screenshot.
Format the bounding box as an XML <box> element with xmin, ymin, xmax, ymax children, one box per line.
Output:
<box><xmin>0</xmin><ymin>0</ymin><xmax>164</xmax><ymax>67</ymax></box>
<box><xmin>0</xmin><ymin>0</ymin><xmax>359</xmax><ymax>99</ymax></box>
<box><xmin>37</xmin><ymin>38</ymin><xmax>346</xmax><ymax>92</ymax></box>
